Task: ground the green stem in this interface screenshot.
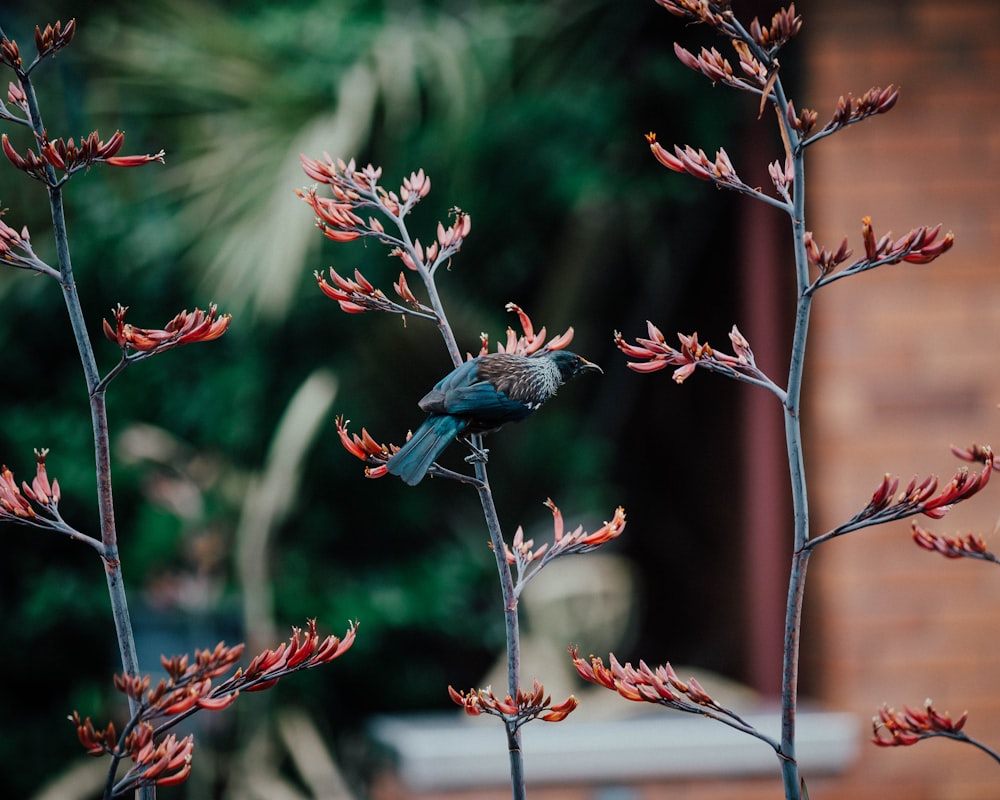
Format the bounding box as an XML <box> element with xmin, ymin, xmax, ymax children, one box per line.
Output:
<box><xmin>21</xmin><ymin>73</ymin><xmax>149</xmax><ymax>798</ymax></box>
<box><xmin>775</xmin><ymin>68</ymin><xmax>812</xmax><ymax>800</ymax></box>
<box><xmin>419</xmin><ymin>266</ymin><xmax>525</xmax><ymax>800</ymax></box>
<box><xmin>474</xmin><ymin>459</ymin><xmax>525</xmax><ymax>800</ymax></box>
<box><xmin>44</xmin><ymin>138</ymin><xmax>142</xmax><ymax>682</ymax></box>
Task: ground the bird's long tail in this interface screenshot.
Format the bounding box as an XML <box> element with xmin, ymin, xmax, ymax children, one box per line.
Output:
<box><xmin>386</xmin><ymin>415</ymin><xmax>467</xmax><ymax>486</ymax></box>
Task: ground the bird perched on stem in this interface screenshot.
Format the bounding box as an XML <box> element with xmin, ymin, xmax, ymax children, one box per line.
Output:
<box><xmin>386</xmin><ymin>350</ymin><xmax>602</xmax><ymax>485</ymax></box>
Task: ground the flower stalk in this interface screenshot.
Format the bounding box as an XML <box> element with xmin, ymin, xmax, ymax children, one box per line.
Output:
<box><xmin>302</xmin><ymin>157</ymin><xmax>620</xmax><ymax>799</ymax></box>
<box><xmin>611</xmin><ymin>3</ymin><xmax>978</xmax><ymax>797</ymax></box>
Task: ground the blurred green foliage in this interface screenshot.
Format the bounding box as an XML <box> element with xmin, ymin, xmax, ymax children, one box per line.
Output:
<box><xmin>0</xmin><ymin>0</ymin><xmax>751</xmax><ymax>794</ymax></box>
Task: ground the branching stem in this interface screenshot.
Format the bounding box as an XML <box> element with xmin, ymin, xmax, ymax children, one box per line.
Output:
<box><xmin>17</xmin><ymin>68</ymin><xmax>150</xmax><ymax>800</ymax></box>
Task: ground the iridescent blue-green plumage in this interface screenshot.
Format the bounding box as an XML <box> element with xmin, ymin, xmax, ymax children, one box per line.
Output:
<box><xmin>386</xmin><ymin>350</ymin><xmax>601</xmax><ymax>485</ymax></box>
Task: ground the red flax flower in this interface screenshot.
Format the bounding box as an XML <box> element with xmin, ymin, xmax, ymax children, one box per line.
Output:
<box><xmin>873</xmin><ymin>701</ymin><xmax>970</xmax><ymax>748</ymax></box>
<box><xmin>115</xmin><ymin>732</ymin><xmax>194</xmax><ymax>794</ymax></box>
<box><xmin>34</xmin><ymin>19</ymin><xmax>77</xmax><ymax>59</ymax></box>
<box><xmin>911</xmin><ymin>522</ymin><xmax>1000</xmax><ymax>565</ymax></box>
<box><xmin>103</xmin><ymin>303</ymin><xmax>231</xmax><ymax>355</ymax></box>
<box><xmin>615</xmin><ymin>322</ymin><xmax>782</xmax><ymax>397</ymax></box>
<box><xmin>1</xmin><ymin>19</ymin><xmax>77</xmax><ymax>72</ymax></box>
<box><xmin>20</xmin><ymin>447</ymin><xmax>59</xmax><ymax>508</ymax></box>
<box><xmin>477</xmin><ymin>302</ymin><xmax>574</xmax><ymax>357</ymax></box>
<box><xmin>0</xmin><ymin>449</ymin><xmax>60</xmax><ymax>520</ymax></box>
<box><xmin>951</xmin><ymin>441</ymin><xmax>1000</xmax><ymax>471</ymax></box>
<box><xmin>0</xmin><ymin>211</ymin><xmax>53</xmax><ymax>276</ymax></box>
<box><xmin>0</xmin><ymin>462</ymin><xmax>35</xmax><ymax>520</ymax></box>
<box><xmin>654</xmin><ymin>0</ymin><xmax>802</xmax><ymax>55</ymax></box>
<box><xmin>500</xmin><ymin>499</ymin><xmax>627</xmax><ymax>595</ymax></box>
<box><xmin>448</xmin><ymin>680</ymin><xmax>578</xmax><ymax>730</ymax></box>
<box><xmin>645</xmin><ymin>133</ymin><xmax>741</xmax><ymax>185</ymax></box>
<box><xmin>572</xmin><ymin>650</ymin><xmax>714</xmax><ymax>708</ymax></box>
<box><xmin>71</xmin><ymin>714</ymin><xmax>193</xmax><ymax>794</ymax></box>
<box><xmin>298</xmin><ymin>156</ymin><xmax>472</xmax><ymax>278</ymax></box>
<box><xmin>818</xmin><ymin>85</ymin><xmax>899</xmax><ymax>137</ymax></box>
<box><xmin>653</xmin><ymin>0</ymin><xmax>731</xmax><ymax>29</ymax></box>
<box><xmin>809</xmin><ymin>217</ymin><xmax>953</xmax><ymax>292</ymax></box>
<box><xmin>749</xmin><ymin>4</ymin><xmax>803</xmax><ymax>52</ymax></box>
<box><xmin>2</xmin><ymin>130</ymin><xmax>163</xmax><ymax>185</ymax></box>
<box><xmin>803</xmin><ymin>230</ymin><xmax>852</xmax><ymax>277</ymax></box>
<box><xmin>72</xmin><ymin>620</ymin><xmax>356</xmax><ymax>792</ymax></box>
<box><xmin>0</xmin><ymin>212</ymin><xmax>27</xmax><ymax>251</ymax></box>
<box><xmin>298</xmin><ymin>157</ymin><xmax>432</xmax><ymax>245</ymax></box>
<box><xmin>241</xmin><ymin>619</ymin><xmax>358</xmax><ymax>690</ymax></box>
<box><xmin>314</xmin><ymin>266</ymin><xmax>436</xmax><ymax>320</ymax></box>
<box><xmin>335</xmin><ymin>416</ymin><xmax>392</xmax><ymax>479</ymax></box>
<box><xmin>0</xmin><ymin>35</ymin><xmax>22</xmax><ymax>71</ymax></box>
<box><xmin>70</xmin><ymin>711</ymin><xmax>117</xmax><ymax>756</ymax></box>
<box><xmin>570</xmin><ymin>649</ymin><xmax>778</xmax><ymax>747</ymax></box>
<box><xmin>784</xmin><ymin>99</ymin><xmax>818</xmax><ymax>136</ymax></box>
<box><xmin>811</xmin><ymin>448</ymin><xmax>994</xmax><ymax>547</ymax></box>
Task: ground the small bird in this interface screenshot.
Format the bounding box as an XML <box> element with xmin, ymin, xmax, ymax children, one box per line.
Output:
<box><xmin>386</xmin><ymin>350</ymin><xmax>602</xmax><ymax>485</ymax></box>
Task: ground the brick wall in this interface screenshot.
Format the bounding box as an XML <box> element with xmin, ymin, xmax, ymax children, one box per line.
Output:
<box><xmin>806</xmin><ymin>1</ymin><xmax>1000</xmax><ymax>797</ymax></box>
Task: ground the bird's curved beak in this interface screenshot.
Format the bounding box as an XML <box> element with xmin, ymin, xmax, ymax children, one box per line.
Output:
<box><xmin>580</xmin><ymin>358</ymin><xmax>603</xmax><ymax>374</ymax></box>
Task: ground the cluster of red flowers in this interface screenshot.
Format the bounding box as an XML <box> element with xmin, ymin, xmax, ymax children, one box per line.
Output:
<box><xmin>103</xmin><ymin>303</ymin><xmax>231</xmax><ymax>354</ymax></box>
<box><xmin>71</xmin><ymin>712</ymin><xmax>194</xmax><ymax>794</ymax></box>
<box><xmin>314</xmin><ymin>266</ymin><xmax>432</xmax><ymax>318</ymax></box>
<box><xmin>672</xmin><ymin>41</ymin><xmax>763</xmax><ymax>89</ymax></box>
<box><xmin>859</xmin><ymin>216</ymin><xmax>953</xmax><ymax>266</ymax></box>
<box><xmin>71</xmin><ymin>620</ymin><xmax>356</xmax><ymax>793</ymax></box>
<box><xmin>653</xmin><ymin>0</ymin><xmax>736</xmax><ymax>30</ymax></box>
<box><xmin>298</xmin><ymin>156</ymin><xmax>472</xmax><ymax>275</ymax></box>
<box><xmin>1</xmin><ymin>131</ymin><xmax>163</xmax><ymax>184</ymax></box>
<box><xmin>571</xmin><ymin>649</ymin><xmax>718</xmax><ymax>710</ymax></box>
<box><xmin>1</xmin><ymin>21</ymin><xmax>163</xmax><ymax>185</ymax></box>
<box><xmin>502</xmin><ymin>499</ymin><xmax>627</xmax><ymax>593</ymax></box>
<box><xmin>873</xmin><ymin>701</ymin><xmax>968</xmax><ymax>748</ymax></box>
<box><xmin>803</xmin><ymin>230</ymin><xmax>852</xmax><ymax>276</ymax></box>
<box><xmin>0</xmin><ymin>449</ymin><xmax>59</xmax><ymax>520</ymax></box>
<box><xmin>0</xmin><ymin>18</ymin><xmax>76</xmax><ymax>70</ymax></box>
<box><xmin>477</xmin><ymin>302</ymin><xmax>574</xmax><ymax>357</ymax></box>
<box><xmin>749</xmin><ymin>4</ymin><xmax>803</xmax><ymax>51</ymax></box>
<box><xmin>822</xmin><ymin>85</ymin><xmax>899</xmax><ymax>136</ymax></box>
<box><xmin>806</xmin><ymin>217</ymin><xmax>956</xmax><ymax>295</ymax></box>
<box><xmin>861</xmin><ymin>450</ymin><xmax>993</xmax><ymax>524</ymax></box>
<box><xmin>300</xmin><ymin>157</ymin><xmax>476</xmax><ymax>323</ymax></box>
<box><xmin>805</xmin><ymin>449</ymin><xmax>996</xmax><ymax>548</ymax></box>
<box><xmin>911</xmin><ymin>522</ymin><xmax>999</xmax><ymax>564</ymax></box>
<box><xmin>448</xmin><ymin>680</ymin><xmax>577</xmax><ymax>728</ymax></box>
<box><xmin>0</xmin><ymin>211</ymin><xmax>32</xmax><ymax>266</ymax></box>
<box><xmin>646</xmin><ymin>133</ymin><xmax>744</xmax><ymax>187</ymax></box>
<box><xmin>615</xmin><ymin>321</ymin><xmax>763</xmax><ymax>385</ymax></box>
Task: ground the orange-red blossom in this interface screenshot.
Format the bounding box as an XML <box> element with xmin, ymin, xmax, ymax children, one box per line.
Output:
<box><xmin>873</xmin><ymin>700</ymin><xmax>968</xmax><ymax>747</ymax></box>
<box><xmin>911</xmin><ymin>522</ymin><xmax>998</xmax><ymax>563</ymax></box>
<box><xmin>615</xmin><ymin>321</ymin><xmax>755</xmax><ymax>382</ymax></box>
<box><xmin>448</xmin><ymin>680</ymin><xmax>577</xmax><ymax>725</ymax></box>
<box><xmin>504</xmin><ymin>499</ymin><xmax>627</xmax><ymax>566</ymax></box>
<box><xmin>72</xmin><ymin>620</ymin><xmax>356</xmax><ymax>791</ymax></box>
<box><xmin>865</xmin><ymin>447</ymin><xmax>992</xmax><ymax>521</ymax></box>
<box><xmin>571</xmin><ymin>648</ymin><xmax>715</xmax><ymax>708</ymax></box>
<box><xmin>477</xmin><ymin>302</ymin><xmax>574</xmax><ymax>357</ymax></box>
<box><xmin>103</xmin><ymin>303</ymin><xmax>231</xmax><ymax>353</ymax></box>
<box><xmin>2</xmin><ymin>131</ymin><xmax>163</xmax><ymax>181</ymax></box>
<box><xmin>0</xmin><ymin>448</ymin><xmax>60</xmax><ymax>519</ymax></box>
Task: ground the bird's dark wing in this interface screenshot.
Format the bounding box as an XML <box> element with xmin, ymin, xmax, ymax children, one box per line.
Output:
<box><xmin>416</xmin><ymin>357</ymin><xmax>534</xmax><ymax>423</ymax></box>
<box><xmin>437</xmin><ymin>381</ymin><xmax>536</xmax><ymax>423</ymax></box>
<box><xmin>417</xmin><ymin>359</ymin><xmax>481</xmax><ymax>414</ymax></box>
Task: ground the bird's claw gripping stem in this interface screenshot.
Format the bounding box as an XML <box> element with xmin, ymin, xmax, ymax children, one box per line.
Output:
<box><xmin>462</xmin><ymin>439</ymin><xmax>490</xmax><ymax>464</ymax></box>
